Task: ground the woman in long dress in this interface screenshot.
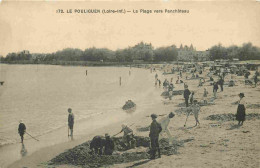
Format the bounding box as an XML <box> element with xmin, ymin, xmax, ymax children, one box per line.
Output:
<box><xmin>236</xmin><ymin>93</ymin><xmax>246</xmax><ymax>125</ymax></box>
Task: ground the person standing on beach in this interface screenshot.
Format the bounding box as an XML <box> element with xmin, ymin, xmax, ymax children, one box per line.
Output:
<box><xmin>236</xmin><ymin>93</ymin><xmax>246</xmax><ymax>125</ymax></box>
<box><xmin>158</xmin><ymin>79</ymin><xmax>161</xmax><ymax>87</ymax></box>
<box><xmin>213</xmin><ymin>82</ymin><xmax>218</xmax><ymax>98</ymax></box>
<box><xmin>68</xmin><ymin>108</ymin><xmax>74</xmax><ymax>139</ymax></box>
<box><xmin>158</xmin><ymin>112</ymin><xmax>175</xmax><ymax>139</ymax></box>
<box><xmin>190</xmin><ymin>91</ymin><xmax>195</xmax><ymax>105</ymax></box>
<box><xmin>254</xmin><ymin>73</ymin><xmax>258</xmax><ymax>87</ymax></box>
<box><xmin>168</xmin><ymin>83</ymin><xmax>174</xmax><ymax>100</ymax></box>
<box><xmin>191</xmin><ymin>100</ymin><xmax>200</xmax><ymax>126</ymax></box>
<box><xmin>218</xmin><ymin>77</ymin><xmax>224</xmax><ymax>92</ymax></box>
<box><xmin>149</xmin><ymin>114</ymin><xmax>162</xmax><ymax>159</ymax></box>
<box><xmin>184</xmin><ymin>86</ymin><xmax>191</xmax><ymax>107</ymax></box>
<box><xmin>86</xmin><ymin>70</ymin><xmax>88</xmax><ymax>76</ymax></box>
<box><xmin>18</xmin><ymin>120</ymin><xmax>26</xmax><ymax>143</ymax></box>
<box><xmin>203</xmin><ymin>88</ymin><xmax>209</xmax><ymax>104</ymax></box>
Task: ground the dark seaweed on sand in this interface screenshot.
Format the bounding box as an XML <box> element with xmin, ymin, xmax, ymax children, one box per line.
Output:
<box><xmin>49</xmin><ymin>136</ymin><xmax>181</xmax><ymax>167</ymax></box>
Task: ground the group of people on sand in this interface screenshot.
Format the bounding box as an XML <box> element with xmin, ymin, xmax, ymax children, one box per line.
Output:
<box><xmin>87</xmin><ymin>111</ymin><xmax>176</xmax><ymax>160</ymax></box>
<box><xmin>154</xmin><ymin>64</ymin><xmax>252</xmax><ymax>131</ymax></box>
<box><xmin>88</xmin><ymin>123</ymin><xmax>135</xmax><ymax>156</ymax></box>
<box><xmin>244</xmin><ymin>70</ymin><xmax>259</xmax><ymax>87</ymax></box>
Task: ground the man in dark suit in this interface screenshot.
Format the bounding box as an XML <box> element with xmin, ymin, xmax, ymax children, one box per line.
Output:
<box><xmin>149</xmin><ymin>114</ymin><xmax>162</xmax><ymax>159</ymax></box>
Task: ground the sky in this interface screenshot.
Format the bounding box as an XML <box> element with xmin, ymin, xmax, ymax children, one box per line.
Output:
<box><xmin>0</xmin><ymin>0</ymin><xmax>259</xmax><ymax>56</ymax></box>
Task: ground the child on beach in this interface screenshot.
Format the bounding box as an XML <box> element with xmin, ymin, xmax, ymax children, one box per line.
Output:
<box><xmin>155</xmin><ymin>73</ymin><xmax>158</xmax><ymax>80</ymax></box>
<box><xmin>213</xmin><ymin>82</ymin><xmax>218</xmax><ymax>98</ymax></box>
<box><xmin>203</xmin><ymin>88</ymin><xmax>209</xmax><ymax>104</ymax></box>
<box><xmin>191</xmin><ymin>100</ymin><xmax>200</xmax><ymax>126</ymax></box>
<box><xmin>184</xmin><ymin>100</ymin><xmax>200</xmax><ymax>127</ymax></box>
<box><xmin>68</xmin><ymin>108</ymin><xmax>74</xmax><ymax>139</ymax></box>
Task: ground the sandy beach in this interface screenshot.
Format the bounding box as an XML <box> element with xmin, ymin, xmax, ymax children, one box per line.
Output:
<box><xmin>6</xmin><ymin>64</ymin><xmax>260</xmax><ymax>168</ymax></box>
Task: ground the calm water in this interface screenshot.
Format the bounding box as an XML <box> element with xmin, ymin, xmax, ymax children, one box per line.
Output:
<box><xmin>0</xmin><ymin>64</ymin><xmax>162</xmax><ymax>167</ymax></box>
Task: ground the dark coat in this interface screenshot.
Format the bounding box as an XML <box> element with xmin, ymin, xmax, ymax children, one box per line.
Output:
<box><xmin>149</xmin><ymin>120</ymin><xmax>162</xmax><ymax>138</ymax></box>
<box><xmin>213</xmin><ymin>84</ymin><xmax>218</xmax><ymax>92</ymax></box>
<box><xmin>236</xmin><ymin>104</ymin><xmax>246</xmax><ymax>121</ymax></box>
<box><xmin>18</xmin><ymin>123</ymin><xmax>26</xmax><ymax>135</ymax></box>
<box><xmin>104</xmin><ymin>137</ymin><xmax>114</xmax><ymax>155</ymax></box>
<box><xmin>184</xmin><ymin>89</ymin><xmax>191</xmax><ymax>99</ymax></box>
<box><xmin>218</xmin><ymin>79</ymin><xmax>224</xmax><ymax>85</ymax></box>
<box><xmin>90</xmin><ymin>136</ymin><xmax>105</xmax><ymax>150</ymax></box>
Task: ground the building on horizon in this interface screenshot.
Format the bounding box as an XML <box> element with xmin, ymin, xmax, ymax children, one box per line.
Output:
<box><xmin>18</xmin><ymin>50</ymin><xmax>30</xmax><ymax>55</ymax></box>
<box><xmin>177</xmin><ymin>44</ymin><xmax>210</xmax><ymax>62</ymax></box>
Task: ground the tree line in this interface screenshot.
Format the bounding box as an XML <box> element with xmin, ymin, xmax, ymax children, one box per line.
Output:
<box><xmin>209</xmin><ymin>43</ymin><xmax>260</xmax><ymax>61</ymax></box>
<box><xmin>1</xmin><ymin>42</ymin><xmax>260</xmax><ymax>63</ymax></box>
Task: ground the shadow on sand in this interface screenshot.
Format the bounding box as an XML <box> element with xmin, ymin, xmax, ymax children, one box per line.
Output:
<box><xmin>126</xmin><ymin>159</ymin><xmax>152</xmax><ymax>168</ymax></box>
<box><xmin>20</xmin><ymin>144</ymin><xmax>28</xmax><ymax>157</ymax></box>
<box><xmin>226</xmin><ymin>124</ymin><xmax>241</xmax><ymax>130</ymax></box>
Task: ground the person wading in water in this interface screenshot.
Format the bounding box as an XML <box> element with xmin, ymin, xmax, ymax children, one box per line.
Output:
<box><xmin>18</xmin><ymin>120</ymin><xmax>26</xmax><ymax>143</ymax></box>
<box><xmin>68</xmin><ymin>108</ymin><xmax>74</xmax><ymax>139</ymax></box>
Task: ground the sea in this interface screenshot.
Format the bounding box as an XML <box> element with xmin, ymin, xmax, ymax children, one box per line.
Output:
<box><xmin>0</xmin><ymin>64</ymin><xmax>162</xmax><ymax>167</ymax></box>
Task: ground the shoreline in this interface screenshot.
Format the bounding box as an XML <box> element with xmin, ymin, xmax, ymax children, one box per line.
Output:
<box><xmin>8</xmin><ymin>99</ymin><xmax>165</xmax><ymax>168</ymax></box>
<box><xmin>0</xmin><ymin>61</ymin><xmax>160</xmax><ymax>67</ymax></box>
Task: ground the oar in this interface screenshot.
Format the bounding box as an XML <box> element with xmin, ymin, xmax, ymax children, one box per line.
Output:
<box><xmin>25</xmin><ymin>132</ymin><xmax>39</xmax><ymax>141</ymax></box>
